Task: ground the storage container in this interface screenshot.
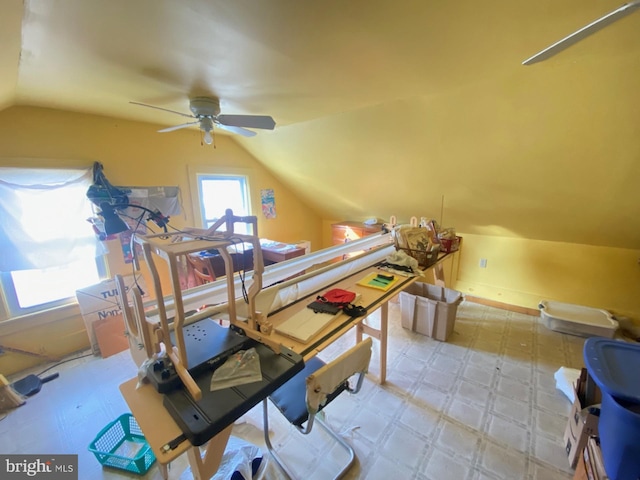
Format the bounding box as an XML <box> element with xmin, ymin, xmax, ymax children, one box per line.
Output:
<box><xmin>88</xmin><ymin>413</ymin><xmax>156</xmax><ymax>475</ymax></box>
<box><xmin>438</xmin><ymin>236</ymin><xmax>461</xmax><ymax>253</ymax></box>
<box><xmin>584</xmin><ymin>338</ymin><xmax>640</xmax><ymax>480</ymax></box>
<box><xmin>539</xmin><ymin>300</ymin><xmax>617</xmax><ymax>338</ymax></box>
<box><xmin>399</xmin><ymin>283</ymin><xmax>462</xmax><ymax>341</ymax></box>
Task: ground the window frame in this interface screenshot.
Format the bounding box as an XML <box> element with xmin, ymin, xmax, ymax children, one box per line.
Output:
<box><xmin>0</xmin><ymin>258</ymin><xmax>108</xmax><ymax>318</ymax></box>
<box><xmin>187</xmin><ymin>165</ymin><xmax>253</xmax><ymax>231</ymax></box>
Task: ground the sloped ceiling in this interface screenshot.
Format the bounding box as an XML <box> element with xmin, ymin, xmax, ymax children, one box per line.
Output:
<box><xmin>1</xmin><ymin>0</ymin><xmax>639</xmax><ymax>248</ymax></box>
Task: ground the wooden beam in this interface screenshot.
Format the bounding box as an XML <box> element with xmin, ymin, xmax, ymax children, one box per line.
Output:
<box><xmin>464</xmin><ymin>296</ymin><xmax>540</xmax><ymax>317</ymax></box>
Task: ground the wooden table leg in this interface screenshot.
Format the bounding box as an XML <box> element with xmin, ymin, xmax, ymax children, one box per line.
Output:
<box><xmin>356</xmin><ymin>301</ymin><xmax>388</xmax><ymax>384</ymax></box>
<box><xmin>433</xmin><ymin>262</ymin><xmax>446</xmax><ymax>287</ymax></box>
<box><xmin>379</xmin><ymin>302</ymin><xmax>388</xmax><ymax>384</ymax></box>
<box><xmin>159</xmin><ymin>463</ymin><xmax>168</xmax><ymax>480</ymax></box>
<box><xmin>185</xmin><ymin>425</ymin><xmax>233</xmax><ymax>480</ymax></box>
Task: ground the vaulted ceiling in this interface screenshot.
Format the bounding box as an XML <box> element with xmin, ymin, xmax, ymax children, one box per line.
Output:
<box><xmin>2</xmin><ymin>0</ymin><xmax>639</xmax><ymax>248</ymax></box>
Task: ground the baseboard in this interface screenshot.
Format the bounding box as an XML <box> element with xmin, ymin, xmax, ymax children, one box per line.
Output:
<box><xmin>464</xmin><ymin>295</ymin><xmax>540</xmax><ymax>317</ymax></box>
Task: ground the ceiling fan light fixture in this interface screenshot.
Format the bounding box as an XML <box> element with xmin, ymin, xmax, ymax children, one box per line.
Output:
<box><xmin>200</xmin><ymin>117</ymin><xmax>214</xmax><ymax>145</ymax></box>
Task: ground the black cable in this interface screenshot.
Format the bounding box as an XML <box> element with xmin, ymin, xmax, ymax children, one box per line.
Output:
<box><xmin>123</xmin><ymin>211</ymin><xmax>154</xmax><ymax>296</ymax></box>
<box><xmin>228</xmin><ymin>237</ymin><xmax>250</xmax><ymax>304</ymax></box>
<box><xmin>36</xmin><ymin>351</ymin><xmax>94</xmax><ymax>377</ymax></box>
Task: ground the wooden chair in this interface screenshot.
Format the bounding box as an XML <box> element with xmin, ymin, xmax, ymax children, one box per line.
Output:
<box><xmin>186</xmin><ymin>253</ymin><xmax>215</xmax><ymax>286</ymax></box>
<box><xmin>263</xmin><ymin>338</ymin><xmax>372</xmax><ymax>479</ymax></box>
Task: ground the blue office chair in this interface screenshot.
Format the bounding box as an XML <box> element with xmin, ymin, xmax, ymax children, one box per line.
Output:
<box><xmin>262</xmin><ymin>337</ymin><xmax>372</xmax><ymax>479</ymax></box>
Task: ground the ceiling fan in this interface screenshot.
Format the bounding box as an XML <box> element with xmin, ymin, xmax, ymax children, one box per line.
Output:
<box><xmin>523</xmin><ymin>1</ymin><xmax>640</xmax><ymax>65</ymax></box>
<box><xmin>130</xmin><ymin>97</ymin><xmax>276</xmax><ymax>144</ymax></box>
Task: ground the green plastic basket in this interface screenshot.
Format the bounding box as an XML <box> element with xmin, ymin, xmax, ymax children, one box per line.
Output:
<box><xmin>88</xmin><ymin>413</ymin><xmax>156</xmax><ymax>475</ymax></box>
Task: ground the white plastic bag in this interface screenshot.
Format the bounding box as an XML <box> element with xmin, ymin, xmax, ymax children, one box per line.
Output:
<box><xmin>180</xmin><ymin>436</ymin><xmax>264</xmax><ymax>480</ymax></box>
<box><xmin>554</xmin><ymin>366</ymin><xmax>581</xmax><ymax>403</ymax></box>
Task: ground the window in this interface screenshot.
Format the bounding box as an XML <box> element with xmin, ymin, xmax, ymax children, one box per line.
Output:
<box><xmin>0</xmin><ymin>166</ymin><xmax>106</xmax><ymax>317</ymax></box>
<box><xmin>195</xmin><ymin>173</ymin><xmax>252</xmax><ymax>234</ymax></box>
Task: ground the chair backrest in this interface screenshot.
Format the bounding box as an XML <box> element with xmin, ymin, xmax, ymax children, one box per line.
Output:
<box><xmin>187</xmin><ymin>254</ymin><xmax>215</xmax><ymax>285</ymax></box>
<box><xmin>305</xmin><ymin>337</ymin><xmax>372</xmax><ymax>414</ymax></box>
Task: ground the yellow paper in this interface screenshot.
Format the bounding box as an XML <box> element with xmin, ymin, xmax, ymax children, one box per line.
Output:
<box><xmin>357</xmin><ymin>272</ymin><xmax>400</xmax><ymax>291</ymax></box>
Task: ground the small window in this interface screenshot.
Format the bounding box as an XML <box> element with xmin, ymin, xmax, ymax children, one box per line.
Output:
<box><xmin>196</xmin><ymin>173</ymin><xmax>252</xmax><ymax>234</ymax></box>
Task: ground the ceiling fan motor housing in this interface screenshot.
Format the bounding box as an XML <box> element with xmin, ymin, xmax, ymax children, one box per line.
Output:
<box><xmin>190</xmin><ymin>97</ymin><xmax>220</xmax><ymax>117</ymax></box>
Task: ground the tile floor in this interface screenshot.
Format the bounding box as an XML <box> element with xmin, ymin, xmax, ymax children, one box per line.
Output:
<box><xmin>0</xmin><ymin>300</ymin><xmax>585</xmax><ymax>479</ymax></box>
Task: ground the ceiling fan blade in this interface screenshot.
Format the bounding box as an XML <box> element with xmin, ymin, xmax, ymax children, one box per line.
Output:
<box><xmin>216</xmin><ymin>114</ymin><xmax>276</xmax><ymax>130</ymax></box>
<box><xmin>522</xmin><ymin>1</ymin><xmax>640</xmax><ymax>65</ymax></box>
<box><xmin>158</xmin><ymin>121</ymin><xmax>199</xmax><ymax>133</ymax></box>
<box><xmin>130</xmin><ymin>101</ymin><xmax>195</xmax><ymax>119</ymax></box>
<box><xmin>216</xmin><ymin>123</ymin><xmax>257</xmax><ymax>137</ymax></box>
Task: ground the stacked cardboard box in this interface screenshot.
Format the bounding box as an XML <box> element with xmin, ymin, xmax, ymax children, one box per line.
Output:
<box><xmin>573</xmin><ymin>437</ymin><xmax>608</xmax><ymax>480</ymax></box>
<box><xmin>75</xmin><ymin>274</ymin><xmax>148</xmax><ymax>357</ymax></box>
<box><xmin>564</xmin><ymin>368</ymin><xmax>601</xmax><ymax>468</ymax></box>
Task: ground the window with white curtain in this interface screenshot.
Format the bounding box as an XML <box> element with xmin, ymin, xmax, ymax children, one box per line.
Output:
<box><xmin>0</xmin><ymin>166</ymin><xmax>107</xmax><ymax>316</ymax></box>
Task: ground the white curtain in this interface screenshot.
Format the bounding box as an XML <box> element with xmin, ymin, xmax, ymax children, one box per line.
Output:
<box><xmin>0</xmin><ymin>166</ymin><xmax>106</xmax><ymax>272</ymax></box>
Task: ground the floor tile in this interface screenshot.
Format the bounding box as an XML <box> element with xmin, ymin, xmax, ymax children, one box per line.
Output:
<box><xmin>484</xmin><ymin>413</ymin><xmax>529</xmax><ymax>452</ymax></box>
<box><xmin>446</xmin><ymin>398</ymin><xmax>487</xmax><ymax>431</ymax></box>
<box><xmin>423</xmin><ymin>448</ymin><xmax>473</xmax><ymax>480</ymax></box>
<box><xmin>479</xmin><ymin>441</ymin><xmax>528</xmax><ymax>480</ymax></box>
<box><xmin>435</xmin><ymin>419</ymin><xmax>481</xmax><ymax>462</ymax></box>
<box><xmin>380</xmin><ymin>423</ymin><xmax>428</xmax><ymax>470</ymax></box>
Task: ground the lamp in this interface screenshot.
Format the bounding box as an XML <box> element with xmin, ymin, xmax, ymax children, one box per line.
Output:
<box><xmin>201</xmin><ymin>118</ymin><xmax>214</xmax><ymax>145</ymax></box>
<box><xmin>99</xmin><ymin>202</ymin><xmax>170</xmax><ymax>235</ymax></box>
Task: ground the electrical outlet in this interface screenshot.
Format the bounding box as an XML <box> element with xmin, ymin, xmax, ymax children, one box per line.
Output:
<box><xmin>479</xmin><ymin>258</ymin><xmax>487</xmax><ymax>268</ymax></box>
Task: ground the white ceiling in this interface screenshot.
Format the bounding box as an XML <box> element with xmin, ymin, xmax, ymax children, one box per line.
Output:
<box><xmin>2</xmin><ymin>0</ymin><xmax>640</xmax><ymax>248</ymax></box>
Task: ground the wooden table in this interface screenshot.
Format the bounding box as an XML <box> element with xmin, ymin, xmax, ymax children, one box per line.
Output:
<box><xmin>119</xmin><ymin>378</ymin><xmax>232</xmax><ymax>480</ymax></box>
<box><xmin>120</xmin><ymin>250</ymin><xmax>454</xmax><ymax>478</ymax></box>
<box><xmin>263</xmin><ymin>254</ymin><xmax>452</xmax><ymax>383</ymax></box>
<box><xmin>196</xmin><ymin>239</ymin><xmax>305</xmax><ymax>277</ymax></box>
<box><xmin>259</xmin><ymin>239</ymin><xmax>306</xmax><ymax>264</ymax></box>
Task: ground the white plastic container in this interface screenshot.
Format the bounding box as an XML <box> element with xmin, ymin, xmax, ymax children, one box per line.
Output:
<box><xmin>539</xmin><ymin>300</ymin><xmax>618</xmax><ymax>338</ymax></box>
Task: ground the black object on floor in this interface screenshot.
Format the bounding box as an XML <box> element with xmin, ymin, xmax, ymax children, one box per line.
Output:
<box><xmin>11</xmin><ymin>373</ymin><xmax>59</xmax><ymax>397</ymax></box>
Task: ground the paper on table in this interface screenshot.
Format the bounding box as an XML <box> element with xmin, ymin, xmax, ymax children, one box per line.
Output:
<box><xmin>357</xmin><ymin>272</ymin><xmax>400</xmax><ymax>291</ymax></box>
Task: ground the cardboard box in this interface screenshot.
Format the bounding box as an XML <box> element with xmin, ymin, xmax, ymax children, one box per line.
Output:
<box><xmin>573</xmin><ymin>450</ymin><xmax>588</xmax><ymax>480</ymax></box>
<box><xmin>93</xmin><ymin>313</ymin><xmax>130</xmax><ymax>359</ymax></box>
<box><xmin>75</xmin><ymin>275</ymin><xmax>147</xmax><ymax>356</ymax></box>
<box><xmin>399</xmin><ymin>283</ymin><xmax>462</xmax><ymax>341</ymax></box>
<box><xmin>564</xmin><ymin>383</ymin><xmax>600</xmax><ymax>469</ymax></box>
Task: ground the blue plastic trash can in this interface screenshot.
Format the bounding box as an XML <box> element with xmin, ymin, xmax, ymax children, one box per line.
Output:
<box><xmin>584</xmin><ymin>338</ymin><xmax>640</xmax><ymax>480</ymax></box>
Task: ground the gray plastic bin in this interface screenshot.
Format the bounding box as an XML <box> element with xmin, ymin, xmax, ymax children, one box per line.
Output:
<box><xmin>399</xmin><ymin>283</ymin><xmax>462</xmax><ymax>341</ymax></box>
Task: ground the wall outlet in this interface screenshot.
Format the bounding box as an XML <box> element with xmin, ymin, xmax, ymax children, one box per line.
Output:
<box><xmin>479</xmin><ymin>258</ymin><xmax>488</xmax><ymax>268</ymax></box>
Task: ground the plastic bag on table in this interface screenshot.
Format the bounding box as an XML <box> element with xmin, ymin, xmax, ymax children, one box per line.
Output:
<box><xmin>210</xmin><ymin>348</ymin><xmax>262</xmax><ymax>392</ymax></box>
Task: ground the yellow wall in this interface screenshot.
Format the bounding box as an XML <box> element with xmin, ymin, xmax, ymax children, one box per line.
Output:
<box><xmin>1</xmin><ymin>105</ymin><xmax>639</xmax><ymax>376</ymax></box>
<box><xmin>0</xmin><ymin>105</ymin><xmax>322</xmax><ymax>375</ymax></box>
<box><xmin>455</xmin><ymin>234</ymin><xmax>640</xmax><ymax>319</ymax></box>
